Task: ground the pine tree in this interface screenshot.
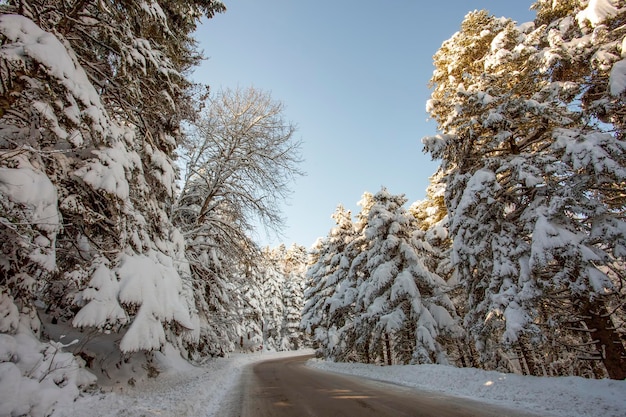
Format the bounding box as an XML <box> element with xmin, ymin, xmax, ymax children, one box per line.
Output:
<box><xmin>423</xmin><ymin>3</ymin><xmax>626</xmax><ymax>377</ymax></box>
<box><xmin>317</xmin><ymin>193</ymin><xmax>375</xmax><ymax>361</ymax></box>
<box><xmin>0</xmin><ymin>1</ymin><xmax>224</xmax><ymax>412</ymax></box>
<box><xmin>238</xmin><ymin>267</ymin><xmax>264</xmax><ymax>352</ymax></box>
<box><xmin>301</xmin><ymin>205</ymin><xmax>355</xmax><ymax>357</ymax></box>
<box><xmin>281</xmin><ymin>277</ymin><xmax>304</xmax><ymax>350</ymax></box>
<box><xmin>280</xmin><ymin>244</ymin><xmax>308</xmax><ymax>350</ymax></box>
<box><xmin>530</xmin><ymin>0</ymin><xmax>626</xmax><ymax>379</ymax></box>
<box><xmin>351</xmin><ymin>188</ymin><xmax>459</xmax><ymax>365</ymax></box>
<box><xmin>410</xmin><ymin>172</ymin><xmax>472</xmax><ymax>366</ymax></box>
<box><xmin>257</xmin><ymin>246</ymin><xmax>285</xmax><ymax>351</ymax></box>
<box><xmin>0</xmin><ymin>0</ymin><xmax>225</xmax><ymax>360</ymax></box>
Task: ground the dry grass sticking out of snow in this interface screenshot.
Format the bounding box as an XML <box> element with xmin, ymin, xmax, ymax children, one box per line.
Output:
<box><xmin>307</xmin><ymin>359</ymin><xmax>626</xmax><ymax>417</ymax></box>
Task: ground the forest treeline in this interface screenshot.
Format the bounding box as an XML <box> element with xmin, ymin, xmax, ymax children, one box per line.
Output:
<box><xmin>0</xmin><ymin>1</ymin><xmax>625</xmax><ymax>415</ymax></box>
<box><xmin>303</xmin><ymin>1</ymin><xmax>626</xmax><ymax>381</ymax></box>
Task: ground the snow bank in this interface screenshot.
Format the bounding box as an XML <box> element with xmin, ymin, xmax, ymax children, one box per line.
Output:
<box><xmin>307</xmin><ymin>360</ymin><xmax>626</xmax><ymax>417</ymax></box>
<box><xmin>46</xmin><ymin>348</ymin><xmax>625</xmax><ymax>417</ymax></box>
<box><xmin>0</xmin><ymin>305</ymin><xmax>96</xmax><ymax>417</ymax></box>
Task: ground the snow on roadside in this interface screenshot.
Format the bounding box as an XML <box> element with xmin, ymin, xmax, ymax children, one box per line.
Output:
<box><xmin>307</xmin><ymin>359</ymin><xmax>626</xmax><ymax>417</ymax></box>
<box><xmin>50</xmin><ymin>348</ymin><xmax>625</xmax><ymax>417</ymax></box>
<box><xmin>52</xmin><ymin>349</ymin><xmax>313</xmax><ymax>417</ymax></box>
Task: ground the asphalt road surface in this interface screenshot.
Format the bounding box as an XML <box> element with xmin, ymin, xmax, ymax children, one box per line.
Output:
<box><xmin>222</xmin><ymin>354</ymin><xmax>546</xmax><ymax>417</ymax></box>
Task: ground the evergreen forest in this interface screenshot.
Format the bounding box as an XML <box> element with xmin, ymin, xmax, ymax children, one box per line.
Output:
<box><xmin>0</xmin><ymin>2</ymin><xmax>624</xmax><ymax>413</ymax></box>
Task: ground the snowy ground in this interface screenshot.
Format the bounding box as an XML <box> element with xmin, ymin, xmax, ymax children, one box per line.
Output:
<box><xmin>308</xmin><ymin>359</ymin><xmax>626</xmax><ymax>417</ymax></box>
<box><xmin>52</xmin><ymin>349</ymin><xmax>626</xmax><ymax>417</ymax></box>
<box><xmin>52</xmin><ymin>349</ymin><xmax>314</xmax><ymax>417</ymax></box>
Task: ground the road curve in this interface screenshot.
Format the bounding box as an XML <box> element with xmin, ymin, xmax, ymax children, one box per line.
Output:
<box><xmin>222</xmin><ymin>354</ymin><xmax>545</xmax><ymax>417</ymax></box>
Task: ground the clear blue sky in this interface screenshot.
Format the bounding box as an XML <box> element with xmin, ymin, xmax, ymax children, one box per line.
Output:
<box><xmin>192</xmin><ymin>1</ymin><xmax>537</xmax><ymax>248</ymax></box>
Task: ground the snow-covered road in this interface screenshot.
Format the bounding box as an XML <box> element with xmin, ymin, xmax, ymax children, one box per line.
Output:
<box><xmin>52</xmin><ymin>349</ymin><xmax>626</xmax><ymax>417</ymax></box>
<box><xmin>230</xmin><ymin>354</ymin><xmax>543</xmax><ymax>417</ymax></box>
<box><xmin>52</xmin><ymin>350</ymin><xmax>313</xmax><ymax>417</ymax></box>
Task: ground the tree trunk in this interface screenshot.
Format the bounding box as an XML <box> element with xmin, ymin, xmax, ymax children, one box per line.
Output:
<box><xmin>467</xmin><ymin>338</ymin><xmax>479</xmax><ymax>368</ymax></box>
<box><xmin>385</xmin><ymin>333</ymin><xmax>392</xmax><ymax>366</ymax></box>
<box><xmin>582</xmin><ymin>300</ymin><xmax>626</xmax><ymax>380</ymax></box>
<box><xmin>456</xmin><ymin>340</ymin><xmax>468</xmax><ymax>367</ymax></box>
<box><xmin>518</xmin><ymin>338</ymin><xmax>539</xmax><ymax>376</ymax></box>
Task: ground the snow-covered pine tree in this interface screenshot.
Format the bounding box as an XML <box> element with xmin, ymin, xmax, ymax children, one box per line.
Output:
<box><xmin>186</xmin><ymin>239</ymin><xmax>247</xmax><ymax>357</ymax></box>
<box><xmin>227</xmin><ymin>244</ymin><xmax>308</xmax><ymax>354</ymax></box>
<box><xmin>237</xmin><ymin>264</ymin><xmax>264</xmax><ymax>352</ymax></box>
<box><xmin>279</xmin><ymin>244</ymin><xmax>308</xmax><ymax>350</ymax></box>
<box><xmin>409</xmin><ymin>171</ymin><xmax>447</xmax><ymax>233</ymax></box>
<box><xmin>281</xmin><ymin>276</ymin><xmax>304</xmax><ymax>350</ymax></box>
<box><xmin>409</xmin><ymin>171</ymin><xmax>451</xmax><ymax>283</ymax></box>
<box><xmin>409</xmin><ymin>172</ymin><xmax>473</xmax><ymax>366</ymax></box>
<box><xmin>257</xmin><ymin>246</ymin><xmax>286</xmax><ymax>351</ymax></box>
<box><xmin>327</xmin><ymin>192</ymin><xmax>377</xmax><ymax>362</ymax></box>
<box><xmin>301</xmin><ymin>236</ymin><xmax>329</xmax><ymax>338</ymax></box>
<box><xmin>424</xmin><ymin>8</ymin><xmax>574</xmax><ymax>374</ymax></box>
<box><xmin>423</xmin><ymin>3</ymin><xmax>626</xmax><ymax>378</ymax></box>
<box><xmin>414</xmin><ymin>181</ymin><xmax>454</xmax><ymax>305</ymax></box>
<box><xmin>1</xmin><ymin>0</ymin><xmax>224</xmax><ymax>358</ymax></box>
<box><xmin>0</xmin><ymin>1</ymin><xmax>224</xmax><ymax>412</ymax></box>
<box><xmin>351</xmin><ymin>188</ymin><xmax>459</xmax><ymax>365</ymax></box>
<box><xmin>529</xmin><ymin>0</ymin><xmax>626</xmax><ymax>379</ymax></box>
<box><xmin>301</xmin><ymin>205</ymin><xmax>355</xmax><ymax>357</ymax></box>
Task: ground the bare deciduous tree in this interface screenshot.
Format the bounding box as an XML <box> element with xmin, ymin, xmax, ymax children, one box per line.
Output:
<box><xmin>173</xmin><ymin>86</ymin><xmax>304</xmax><ymax>356</ymax></box>
<box><xmin>176</xmin><ymin>86</ymin><xmax>303</xmax><ymax>246</ymax></box>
